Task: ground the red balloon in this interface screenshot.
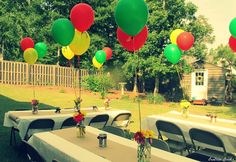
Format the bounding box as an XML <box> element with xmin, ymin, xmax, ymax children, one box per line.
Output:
<box><xmin>117</xmin><ymin>26</ymin><xmax>148</xmax><ymax>52</ymax></box>
<box><xmin>176</xmin><ymin>32</ymin><xmax>194</xmax><ymax>51</ymax></box>
<box><xmin>102</xmin><ymin>47</ymin><xmax>112</xmax><ymax>60</ymax></box>
<box><xmin>20</xmin><ymin>37</ymin><xmax>34</xmax><ymax>51</ymax></box>
<box><xmin>70</xmin><ymin>3</ymin><xmax>94</xmax><ymax>32</ymax></box>
<box><xmin>229</xmin><ymin>36</ymin><xmax>236</xmax><ymax>52</ymax></box>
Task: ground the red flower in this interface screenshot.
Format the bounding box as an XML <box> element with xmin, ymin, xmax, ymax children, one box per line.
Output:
<box><xmin>134</xmin><ymin>131</ymin><xmax>146</xmax><ymax>144</ymax></box>
<box><xmin>73</xmin><ymin>113</ymin><xmax>84</xmax><ymax>123</ymax></box>
<box><xmin>31</xmin><ymin>99</ymin><xmax>39</xmax><ymax>106</ymax></box>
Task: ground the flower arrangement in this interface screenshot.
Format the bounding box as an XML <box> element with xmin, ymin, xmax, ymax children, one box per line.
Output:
<box><xmin>31</xmin><ymin>99</ymin><xmax>39</xmax><ymax>106</ymax></box>
<box><xmin>206</xmin><ymin>114</ymin><xmax>217</xmax><ymax>123</ymax></box>
<box><xmin>180</xmin><ymin>99</ymin><xmax>191</xmax><ymax>118</ymax></box>
<box><xmin>31</xmin><ymin>99</ymin><xmax>39</xmax><ymax>114</ymax></box>
<box><xmin>74</xmin><ymin>97</ymin><xmax>82</xmax><ymax>112</ymax></box>
<box><xmin>134</xmin><ymin>130</ymin><xmax>154</xmax><ymax>144</ymax></box>
<box><xmin>104</xmin><ymin>98</ymin><xmax>110</xmax><ymax>110</ymax></box>
<box><xmin>73</xmin><ymin>111</ymin><xmax>86</xmax><ymax>137</ymax></box>
<box><xmin>134</xmin><ymin>130</ymin><xmax>154</xmax><ymax>162</ymax></box>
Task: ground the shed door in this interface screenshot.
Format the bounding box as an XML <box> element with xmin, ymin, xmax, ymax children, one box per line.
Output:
<box><xmin>191</xmin><ymin>70</ymin><xmax>208</xmax><ymax>100</ymax></box>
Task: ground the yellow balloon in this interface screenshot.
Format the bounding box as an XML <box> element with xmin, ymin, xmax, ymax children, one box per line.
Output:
<box><xmin>92</xmin><ymin>57</ymin><xmax>103</xmax><ymax>69</ymax></box>
<box><xmin>69</xmin><ymin>30</ymin><xmax>90</xmax><ymax>55</ymax></box>
<box><xmin>23</xmin><ymin>48</ymin><xmax>38</xmax><ymax>65</ymax></box>
<box><xmin>62</xmin><ymin>46</ymin><xmax>74</xmax><ymax>60</ymax></box>
<box><xmin>170</xmin><ymin>29</ymin><xmax>184</xmax><ymax>44</ymax></box>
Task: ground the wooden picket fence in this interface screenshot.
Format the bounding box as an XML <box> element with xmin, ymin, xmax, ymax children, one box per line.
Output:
<box><xmin>0</xmin><ymin>60</ymin><xmax>90</xmax><ymax>87</ymax></box>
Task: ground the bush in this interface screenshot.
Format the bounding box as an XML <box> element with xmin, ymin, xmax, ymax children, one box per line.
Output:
<box><xmin>82</xmin><ymin>75</ymin><xmax>114</xmax><ymax>98</ymax></box>
<box><xmin>146</xmin><ymin>93</ymin><xmax>165</xmax><ymax>104</ymax></box>
<box><xmin>59</xmin><ymin>89</ymin><xmax>65</xmax><ymax>93</ymax></box>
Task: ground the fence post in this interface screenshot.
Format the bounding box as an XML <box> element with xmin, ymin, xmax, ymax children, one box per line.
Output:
<box><xmin>53</xmin><ymin>66</ymin><xmax>56</xmax><ymax>86</ymax></box>
<box><xmin>0</xmin><ymin>61</ymin><xmax>2</xmax><ymax>84</ymax></box>
<box><xmin>26</xmin><ymin>63</ymin><xmax>29</xmax><ymax>85</ymax></box>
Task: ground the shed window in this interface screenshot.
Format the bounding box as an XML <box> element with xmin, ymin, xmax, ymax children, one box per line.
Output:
<box><xmin>195</xmin><ymin>72</ymin><xmax>204</xmax><ymax>86</ymax></box>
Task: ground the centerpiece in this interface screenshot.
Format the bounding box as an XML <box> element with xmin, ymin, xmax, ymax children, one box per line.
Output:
<box><xmin>31</xmin><ymin>99</ymin><xmax>39</xmax><ymax>114</ymax></box>
<box><xmin>206</xmin><ymin>114</ymin><xmax>217</xmax><ymax>123</ymax></box>
<box><xmin>180</xmin><ymin>99</ymin><xmax>191</xmax><ymax>118</ymax></box>
<box><xmin>74</xmin><ymin>97</ymin><xmax>82</xmax><ymax>112</ymax></box>
<box><xmin>104</xmin><ymin>98</ymin><xmax>110</xmax><ymax>110</ymax></box>
<box><xmin>73</xmin><ymin>111</ymin><xmax>86</xmax><ymax>137</ymax></box>
<box><xmin>134</xmin><ymin>130</ymin><xmax>154</xmax><ymax>162</ymax></box>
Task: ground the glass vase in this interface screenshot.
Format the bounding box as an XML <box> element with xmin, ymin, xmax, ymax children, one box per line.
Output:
<box><xmin>76</xmin><ymin>126</ymin><xmax>86</xmax><ymax>138</ymax></box>
<box><xmin>32</xmin><ymin>106</ymin><xmax>38</xmax><ymax>114</ymax></box>
<box><xmin>137</xmin><ymin>143</ymin><xmax>151</xmax><ymax>162</ymax></box>
<box><xmin>182</xmin><ymin>108</ymin><xmax>189</xmax><ymax>118</ymax></box>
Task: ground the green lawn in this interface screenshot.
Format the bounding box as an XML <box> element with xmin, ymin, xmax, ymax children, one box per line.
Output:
<box><xmin>0</xmin><ymin>84</ymin><xmax>235</xmax><ymax>161</ymax></box>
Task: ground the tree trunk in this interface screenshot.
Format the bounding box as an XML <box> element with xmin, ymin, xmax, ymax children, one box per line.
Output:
<box><xmin>133</xmin><ymin>75</ymin><xmax>138</xmax><ymax>96</ymax></box>
<box><xmin>153</xmin><ymin>77</ymin><xmax>159</xmax><ymax>97</ymax></box>
<box><xmin>142</xmin><ymin>79</ymin><xmax>145</xmax><ymax>93</ymax></box>
<box><xmin>57</xmin><ymin>47</ymin><xmax>60</xmax><ymax>65</ymax></box>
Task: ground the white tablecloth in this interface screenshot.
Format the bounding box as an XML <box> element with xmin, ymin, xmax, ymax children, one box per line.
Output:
<box><xmin>28</xmin><ymin>126</ymin><xmax>196</xmax><ymax>162</ymax></box>
<box><xmin>3</xmin><ymin>107</ymin><xmax>131</xmax><ymax>139</ymax></box>
<box><xmin>142</xmin><ymin>111</ymin><xmax>236</xmax><ymax>154</ymax></box>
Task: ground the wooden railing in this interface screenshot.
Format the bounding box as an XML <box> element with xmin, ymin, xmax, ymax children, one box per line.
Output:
<box><xmin>0</xmin><ymin>60</ymin><xmax>89</xmax><ymax>87</ymax></box>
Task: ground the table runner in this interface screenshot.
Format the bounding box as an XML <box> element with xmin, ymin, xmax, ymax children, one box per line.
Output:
<box><xmin>28</xmin><ymin>127</ymin><xmax>196</xmax><ymax>162</ymax></box>
<box><xmin>3</xmin><ymin>108</ymin><xmax>131</xmax><ymax>139</ymax></box>
<box><xmin>142</xmin><ymin>111</ymin><xmax>236</xmax><ymax>154</ymax></box>
<box><xmin>163</xmin><ymin>111</ymin><xmax>236</xmax><ymax>130</ymax></box>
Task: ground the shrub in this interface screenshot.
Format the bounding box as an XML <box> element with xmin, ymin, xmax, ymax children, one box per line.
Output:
<box><xmin>146</xmin><ymin>93</ymin><xmax>165</xmax><ymax>104</ymax></box>
<box><xmin>82</xmin><ymin>75</ymin><xmax>114</xmax><ymax>98</ymax></box>
<box><xmin>59</xmin><ymin>89</ymin><xmax>65</xmax><ymax>93</ymax></box>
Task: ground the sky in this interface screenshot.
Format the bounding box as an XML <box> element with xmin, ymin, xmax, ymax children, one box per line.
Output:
<box><xmin>188</xmin><ymin>0</ymin><xmax>236</xmax><ymax>49</ymax></box>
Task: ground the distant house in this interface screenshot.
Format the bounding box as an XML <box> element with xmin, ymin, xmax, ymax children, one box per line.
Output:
<box><xmin>182</xmin><ymin>61</ymin><xmax>226</xmax><ymax>103</ymax></box>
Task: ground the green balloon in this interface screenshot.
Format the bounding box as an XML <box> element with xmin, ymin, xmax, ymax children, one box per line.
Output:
<box><xmin>51</xmin><ymin>18</ymin><xmax>75</xmax><ymax>46</ymax></box>
<box><xmin>34</xmin><ymin>42</ymin><xmax>47</xmax><ymax>58</ymax></box>
<box><xmin>114</xmin><ymin>0</ymin><xmax>148</xmax><ymax>36</ymax></box>
<box><xmin>164</xmin><ymin>44</ymin><xmax>182</xmax><ymax>64</ymax></box>
<box><xmin>229</xmin><ymin>17</ymin><xmax>236</xmax><ymax>38</ymax></box>
<box><xmin>95</xmin><ymin>50</ymin><xmax>106</xmax><ymax>64</ymax></box>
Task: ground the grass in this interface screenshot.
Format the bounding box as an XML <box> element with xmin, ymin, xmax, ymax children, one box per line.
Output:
<box><xmin>0</xmin><ymin>84</ymin><xmax>235</xmax><ymax>161</ymax></box>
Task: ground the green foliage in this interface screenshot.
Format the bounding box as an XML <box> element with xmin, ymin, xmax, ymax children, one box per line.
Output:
<box><xmin>209</xmin><ymin>45</ymin><xmax>236</xmax><ymax>70</ymax></box>
<box><xmin>232</xmin><ymin>76</ymin><xmax>236</xmax><ymax>92</ymax></box>
<box><xmin>82</xmin><ymin>74</ymin><xmax>114</xmax><ymax>98</ymax></box>
<box><xmin>82</xmin><ymin>75</ymin><xmax>101</xmax><ymax>92</ymax></box>
<box><xmin>146</xmin><ymin>93</ymin><xmax>165</xmax><ymax>104</ymax></box>
<box><xmin>59</xmin><ymin>89</ymin><xmax>65</xmax><ymax>93</ymax></box>
<box><xmin>121</xmin><ymin>0</ymin><xmax>214</xmax><ymax>93</ymax></box>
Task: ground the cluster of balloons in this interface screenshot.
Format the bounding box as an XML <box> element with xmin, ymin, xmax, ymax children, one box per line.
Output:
<box><xmin>114</xmin><ymin>0</ymin><xmax>149</xmax><ymax>52</ymax></box>
<box><xmin>20</xmin><ymin>37</ymin><xmax>47</xmax><ymax>65</ymax></box>
<box><xmin>51</xmin><ymin>3</ymin><xmax>94</xmax><ymax>60</ymax></box>
<box><xmin>93</xmin><ymin>47</ymin><xmax>112</xmax><ymax>69</ymax></box>
<box><xmin>164</xmin><ymin>29</ymin><xmax>194</xmax><ymax>64</ymax></box>
<box><xmin>229</xmin><ymin>17</ymin><xmax>236</xmax><ymax>52</ymax></box>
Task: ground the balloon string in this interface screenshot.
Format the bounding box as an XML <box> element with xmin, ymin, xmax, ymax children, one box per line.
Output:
<box><xmin>31</xmin><ymin>65</ymin><xmax>36</xmax><ymax>99</ymax></box>
<box><xmin>133</xmin><ymin>36</ymin><xmax>142</xmax><ymax>132</ymax></box>
<box><xmin>175</xmin><ymin>65</ymin><xmax>185</xmax><ymax>99</ymax></box>
<box><xmin>69</xmin><ymin>60</ymin><xmax>78</xmax><ymax>99</ymax></box>
<box><xmin>77</xmin><ymin>56</ymin><xmax>81</xmax><ymax>99</ymax></box>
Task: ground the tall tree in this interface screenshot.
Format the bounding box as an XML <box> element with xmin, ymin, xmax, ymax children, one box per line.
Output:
<box><xmin>209</xmin><ymin>45</ymin><xmax>236</xmax><ymax>102</ymax></box>
<box><xmin>122</xmin><ymin>0</ymin><xmax>214</xmax><ymax>95</ymax></box>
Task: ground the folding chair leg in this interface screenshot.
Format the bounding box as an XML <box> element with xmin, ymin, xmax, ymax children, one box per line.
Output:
<box><xmin>13</xmin><ymin>130</ymin><xmax>17</xmax><ymax>145</ymax></box>
<box><xmin>10</xmin><ymin>127</ymin><xmax>13</xmax><ymax>145</ymax></box>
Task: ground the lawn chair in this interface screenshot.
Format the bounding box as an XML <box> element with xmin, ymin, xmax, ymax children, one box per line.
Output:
<box><xmin>24</xmin><ymin>119</ymin><xmax>55</xmax><ymax>140</ymax></box>
<box><xmin>156</xmin><ymin>120</ymin><xmax>190</xmax><ymax>155</ymax></box>
<box><xmin>151</xmin><ymin>139</ymin><xmax>170</xmax><ymax>152</ymax></box>
<box><xmin>88</xmin><ymin>114</ymin><xmax>109</xmax><ymax>129</ymax></box>
<box><xmin>22</xmin><ymin>140</ymin><xmax>46</xmax><ymax>162</ymax></box>
<box><xmin>103</xmin><ymin>126</ymin><xmax>127</xmax><ymax>138</ymax></box>
<box><xmin>60</xmin><ymin>117</ymin><xmax>76</xmax><ymax>129</ymax></box>
<box><xmin>111</xmin><ymin>113</ymin><xmax>132</xmax><ymax>128</ymax></box>
<box><xmin>189</xmin><ymin>128</ymin><xmax>235</xmax><ymax>160</ymax></box>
